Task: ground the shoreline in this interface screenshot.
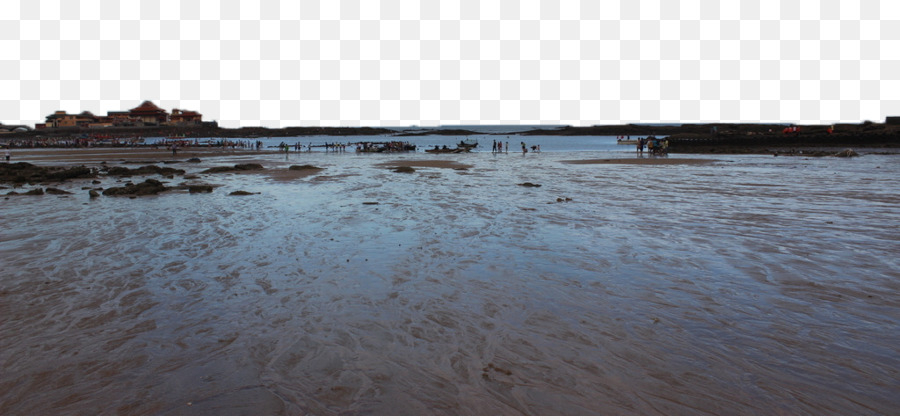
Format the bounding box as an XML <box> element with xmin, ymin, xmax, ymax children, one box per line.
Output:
<box><xmin>2</xmin><ymin>121</ymin><xmax>899</xmax><ymax>144</ymax></box>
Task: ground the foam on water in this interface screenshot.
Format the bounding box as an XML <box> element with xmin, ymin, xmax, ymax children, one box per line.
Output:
<box><xmin>1</xmin><ymin>151</ymin><xmax>899</xmax><ymax>414</ymax></box>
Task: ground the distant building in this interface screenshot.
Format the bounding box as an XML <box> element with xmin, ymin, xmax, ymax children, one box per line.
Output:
<box><xmin>37</xmin><ymin>101</ymin><xmax>204</xmax><ymax>129</ymax></box>
<box><xmin>76</xmin><ymin>111</ymin><xmax>99</xmax><ymax>127</ymax></box>
<box><xmin>170</xmin><ymin>109</ymin><xmax>203</xmax><ymax>125</ymax></box>
<box><xmin>0</xmin><ymin>123</ymin><xmax>32</xmax><ymax>132</ymax></box>
<box><xmin>44</xmin><ymin>111</ymin><xmax>78</xmax><ymax>127</ymax></box>
<box><xmin>128</xmin><ymin>101</ymin><xmax>170</xmax><ymax>125</ymax></box>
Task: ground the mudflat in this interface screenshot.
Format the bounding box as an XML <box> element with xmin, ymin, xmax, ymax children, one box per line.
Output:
<box><xmin>2</xmin><ymin>149</ymin><xmax>899</xmax><ymax>415</ymax></box>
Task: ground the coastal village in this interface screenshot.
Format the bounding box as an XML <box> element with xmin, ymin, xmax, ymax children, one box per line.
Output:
<box><xmin>0</xmin><ymin>100</ymin><xmax>209</xmax><ymax>134</ymax></box>
<box><xmin>1</xmin><ymin>101</ymin><xmax>899</xmax><ymax>154</ymax></box>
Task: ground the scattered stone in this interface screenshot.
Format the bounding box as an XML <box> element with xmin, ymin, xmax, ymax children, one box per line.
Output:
<box><xmin>23</xmin><ymin>188</ymin><xmax>44</xmax><ymax>195</ymax></box>
<box><xmin>91</xmin><ymin>180</ymin><xmax>101</xmax><ymax>184</ymax></box>
<box><xmin>201</xmin><ymin>167</ymin><xmax>235</xmax><ymax>174</ymax></box>
<box><xmin>362</xmin><ymin>201</ymin><xmax>379</xmax><ymax>205</ymax></box>
<box><xmin>0</xmin><ymin>162</ymin><xmax>94</xmax><ymax>184</ymax></box>
<box><xmin>106</xmin><ymin>165</ymin><xmax>185</xmax><ymax>177</ymax></box>
<box><xmin>89</xmin><ymin>189</ymin><xmax>100</xmax><ymax>198</ymax></box>
<box><xmin>103</xmin><ymin>179</ymin><xmax>168</xmax><ymax>196</ymax></box>
<box><xmin>201</xmin><ymin>163</ymin><xmax>264</xmax><ymax>174</ymax></box>
<box><xmin>188</xmin><ymin>185</ymin><xmax>214</xmax><ymax>193</ymax></box>
<box><xmin>234</xmin><ymin>163</ymin><xmax>264</xmax><ymax>170</ymax></box>
<box><xmin>393</xmin><ymin>166</ymin><xmax>415</xmax><ymax>173</ymax></box>
<box><xmin>184</xmin><ymin>174</ymin><xmax>199</xmax><ymax>180</ymax></box>
<box><xmin>289</xmin><ymin>164</ymin><xmax>323</xmax><ymax>171</ymax></box>
<box><xmin>229</xmin><ymin>190</ymin><xmax>259</xmax><ymax>196</ymax></box>
<box><xmin>518</xmin><ymin>182</ymin><xmax>541</xmax><ymax>187</ymax></box>
<box><xmin>187</xmin><ymin>158</ymin><xmax>202</xmax><ymax>163</ymax></box>
<box><xmin>45</xmin><ymin>187</ymin><xmax>72</xmax><ymax>195</ymax></box>
<box><xmin>834</xmin><ymin>148</ymin><xmax>859</xmax><ymax>158</ymax></box>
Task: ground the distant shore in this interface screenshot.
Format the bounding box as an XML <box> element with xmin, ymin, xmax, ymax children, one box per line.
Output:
<box><xmin>2</xmin><ymin>121</ymin><xmax>899</xmax><ymax>153</ymax></box>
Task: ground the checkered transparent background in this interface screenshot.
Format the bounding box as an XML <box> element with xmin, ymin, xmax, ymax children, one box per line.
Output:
<box><xmin>0</xmin><ymin>0</ymin><xmax>896</xmax><ymax>128</ymax></box>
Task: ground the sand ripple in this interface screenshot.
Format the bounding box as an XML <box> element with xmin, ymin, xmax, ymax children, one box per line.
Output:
<box><xmin>1</xmin><ymin>151</ymin><xmax>899</xmax><ymax>414</ymax></box>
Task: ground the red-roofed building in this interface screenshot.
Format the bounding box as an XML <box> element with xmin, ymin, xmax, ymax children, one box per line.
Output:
<box><xmin>129</xmin><ymin>101</ymin><xmax>169</xmax><ymax>125</ymax></box>
<box><xmin>170</xmin><ymin>109</ymin><xmax>203</xmax><ymax>125</ymax></box>
<box><xmin>44</xmin><ymin>110</ymin><xmax>77</xmax><ymax>127</ymax></box>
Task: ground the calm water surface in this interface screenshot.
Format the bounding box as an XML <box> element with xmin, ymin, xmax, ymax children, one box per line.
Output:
<box><xmin>1</xmin><ymin>150</ymin><xmax>898</xmax><ymax>414</ymax></box>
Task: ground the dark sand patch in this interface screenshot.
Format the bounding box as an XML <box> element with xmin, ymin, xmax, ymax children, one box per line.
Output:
<box><xmin>263</xmin><ymin>166</ymin><xmax>325</xmax><ymax>182</ymax></box>
<box><xmin>377</xmin><ymin>160</ymin><xmax>474</xmax><ymax>170</ymax></box>
<box><xmin>561</xmin><ymin>158</ymin><xmax>716</xmax><ymax>165</ymax></box>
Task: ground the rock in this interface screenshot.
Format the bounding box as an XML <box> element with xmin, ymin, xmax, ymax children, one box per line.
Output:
<box><xmin>201</xmin><ymin>163</ymin><xmax>264</xmax><ymax>174</ymax></box>
<box><xmin>200</xmin><ymin>167</ymin><xmax>234</xmax><ymax>174</ymax></box>
<box><xmin>0</xmin><ymin>162</ymin><xmax>95</xmax><ymax>184</ymax></box>
<box><xmin>234</xmin><ymin>163</ymin><xmax>264</xmax><ymax>171</ymax></box>
<box><xmin>184</xmin><ymin>174</ymin><xmax>200</xmax><ymax>180</ymax></box>
<box><xmin>188</xmin><ymin>185</ymin><xmax>214</xmax><ymax>193</ymax></box>
<box><xmin>23</xmin><ymin>188</ymin><xmax>44</xmax><ymax>195</ymax></box>
<box><xmin>103</xmin><ymin>179</ymin><xmax>168</xmax><ymax>196</ymax></box>
<box><xmin>393</xmin><ymin>166</ymin><xmax>415</xmax><ymax>173</ymax></box>
<box><xmin>89</xmin><ymin>189</ymin><xmax>100</xmax><ymax>198</ymax></box>
<box><xmin>289</xmin><ymin>165</ymin><xmax>323</xmax><ymax>171</ymax></box>
<box><xmin>187</xmin><ymin>158</ymin><xmax>202</xmax><ymax>163</ymax></box>
<box><xmin>362</xmin><ymin>201</ymin><xmax>379</xmax><ymax>205</ymax></box>
<box><xmin>229</xmin><ymin>190</ymin><xmax>258</xmax><ymax>196</ymax></box>
<box><xmin>106</xmin><ymin>165</ymin><xmax>185</xmax><ymax>177</ymax></box>
<box><xmin>45</xmin><ymin>187</ymin><xmax>72</xmax><ymax>195</ymax></box>
<box><xmin>518</xmin><ymin>182</ymin><xmax>541</xmax><ymax>187</ymax></box>
<box><xmin>834</xmin><ymin>148</ymin><xmax>859</xmax><ymax>157</ymax></box>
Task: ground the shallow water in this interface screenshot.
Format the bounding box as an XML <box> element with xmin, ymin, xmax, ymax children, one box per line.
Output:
<box><xmin>1</xmin><ymin>151</ymin><xmax>899</xmax><ymax>414</ymax></box>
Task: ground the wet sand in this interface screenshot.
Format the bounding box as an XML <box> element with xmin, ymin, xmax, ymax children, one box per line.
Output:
<box><xmin>377</xmin><ymin>159</ymin><xmax>475</xmax><ymax>170</ymax></box>
<box><xmin>561</xmin><ymin>158</ymin><xmax>716</xmax><ymax>165</ymax></box>
<box><xmin>5</xmin><ymin>147</ymin><xmax>277</xmax><ymax>164</ymax></box>
<box><xmin>2</xmin><ymin>149</ymin><xmax>899</xmax><ymax>415</ymax></box>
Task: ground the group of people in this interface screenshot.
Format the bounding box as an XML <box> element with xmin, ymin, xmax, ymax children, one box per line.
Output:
<box><xmin>491</xmin><ymin>140</ymin><xmax>507</xmax><ymax>153</ymax></box>
<box><xmin>636</xmin><ymin>136</ymin><xmax>668</xmax><ymax>155</ymax></box>
<box><xmin>0</xmin><ymin>136</ymin><xmax>145</xmax><ymax>148</ymax></box>
<box><xmin>491</xmin><ymin>140</ymin><xmax>540</xmax><ymax>153</ymax></box>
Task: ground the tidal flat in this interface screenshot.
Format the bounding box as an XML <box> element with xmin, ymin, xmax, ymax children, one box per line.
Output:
<box><xmin>1</xmin><ymin>148</ymin><xmax>899</xmax><ymax>415</ymax></box>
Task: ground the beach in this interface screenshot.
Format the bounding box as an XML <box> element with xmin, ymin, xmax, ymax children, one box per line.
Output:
<box><xmin>1</xmin><ymin>148</ymin><xmax>899</xmax><ymax>415</ymax></box>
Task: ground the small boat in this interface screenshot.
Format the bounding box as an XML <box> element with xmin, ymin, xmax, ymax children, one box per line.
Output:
<box><xmin>458</xmin><ymin>139</ymin><xmax>478</xmax><ymax>149</ymax></box>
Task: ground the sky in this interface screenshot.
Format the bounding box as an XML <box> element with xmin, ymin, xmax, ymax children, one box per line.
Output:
<box><xmin>1</xmin><ymin>0</ymin><xmax>897</xmax><ymax>128</ymax></box>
